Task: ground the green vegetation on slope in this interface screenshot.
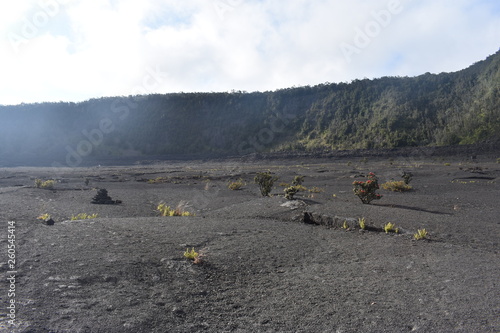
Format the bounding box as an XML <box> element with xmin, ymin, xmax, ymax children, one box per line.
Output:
<box><xmin>0</xmin><ymin>51</ymin><xmax>498</xmax><ymax>164</ymax></box>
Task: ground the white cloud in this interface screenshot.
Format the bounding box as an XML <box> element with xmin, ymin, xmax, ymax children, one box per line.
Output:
<box><xmin>0</xmin><ymin>0</ymin><xmax>498</xmax><ymax>104</ymax></box>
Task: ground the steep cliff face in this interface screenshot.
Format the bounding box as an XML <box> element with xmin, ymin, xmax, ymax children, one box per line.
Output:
<box><xmin>0</xmin><ymin>50</ymin><xmax>498</xmax><ymax>165</ymax></box>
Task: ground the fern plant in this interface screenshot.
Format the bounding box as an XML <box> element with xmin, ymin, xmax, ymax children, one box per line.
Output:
<box><xmin>358</xmin><ymin>217</ymin><xmax>366</xmax><ymax>230</ymax></box>
<box><xmin>384</xmin><ymin>222</ymin><xmax>399</xmax><ymax>234</ymax></box>
<box><xmin>184</xmin><ymin>248</ymin><xmax>198</xmax><ymax>260</ymax></box>
<box><xmin>184</xmin><ymin>248</ymin><xmax>203</xmax><ymax>264</ymax></box>
<box><xmin>157</xmin><ymin>202</ymin><xmax>194</xmax><ymax>216</ymax></box>
<box><xmin>414</xmin><ymin>229</ymin><xmax>428</xmax><ymax>240</ymax></box>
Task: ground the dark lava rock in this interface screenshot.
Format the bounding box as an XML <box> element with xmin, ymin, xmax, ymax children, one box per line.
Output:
<box><xmin>91</xmin><ymin>188</ymin><xmax>122</xmax><ymax>204</ymax></box>
<box><xmin>302</xmin><ymin>212</ymin><xmax>339</xmax><ymax>227</ymax></box>
<box><xmin>40</xmin><ymin>218</ymin><xmax>55</xmax><ymax>226</ymax></box>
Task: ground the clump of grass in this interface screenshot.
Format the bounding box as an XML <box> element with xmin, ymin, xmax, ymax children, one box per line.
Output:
<box><xmin>451</xmin><ymin>180</ymin><xmax>478</xmax><ymax>184</ymax></box>
<box><xmin>71</xmin><ymin>213</ymin><xmax>98</xmax><ymax>220</ymax></box>
<box><xmin>227</xmin><ymin>178</ymin><xmax>245</xmax><ymax>190</ymax></box>
<box><xmin>384</xmin><ymin>222</ymin><xmax>399</xmax><ymax>234</ymax></box>
<box><xmin>148</xmin><ymin>177</ymin><xmax>168</xmax><ymax>184</ymax></box>
<box><xmin>342</xmin><ymin>220</ymin><xmax>349</xmax><ymax>230</ymax></box>
<box><xmin>381</xmin><ymin>180</ymin><xmax>412</xmax><ymax>192</ymax></box>
<box><xmin>414</xmin><ymin>229</ymin><xmax>428</xmax><ymax>240</ymax></box>
<box><xmin>35</xmin><ymin>179</ymin><xmax>55</xmax><ymax>189</ymax></box>
<box><xmin>308</xmin><ymin>186</ymin><xmax>324</xmax><ymax>194</ymax></box>
<box><xmin>444</xmin><ymin>163</ymin><xmax>451</xmax><ymax>166</ymax></box>
<box><xmin>496</xmin><ymin>158</ymin><xmax>500</xmax><ymax>164</ymax></box>
<box><xmin>37</xmin><ymin>213</ymin><xmax>51</xmax><ymax>220</ymax></box>
<box><xmin>292</xmin><ymin>175</ymin><xmax>305</xmax><ymax>186</ymax></box>
<box><xmin>358</xmin><ymin>217</ymin><xmax>366</xmax><ymax>230</ymax></box>
<box><xmin>157</xmin><ymin>202</ymin><xmax>194</xmax><ymax>216</ymax></box>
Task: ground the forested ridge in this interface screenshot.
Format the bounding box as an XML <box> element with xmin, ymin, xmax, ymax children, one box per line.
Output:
<box><xmin>1</xmin><ymin>50</ymin><xmax>498</xmax><ymax>165</ymax></box>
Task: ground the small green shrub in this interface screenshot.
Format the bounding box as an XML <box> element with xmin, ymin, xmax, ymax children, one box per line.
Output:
<box><xmin>401</xmin><ymin>171</ymin><xmax>413</xmax><ymax>184</ymax></box>
<box><xmin>496</xmin><ymin>158</ymin><xmax>500</xmax><ymax>164</ymax></box>
<box><xmin>284</xmin><ymin>184</ymin><xmax>307</xmax><ymax>200</ymax></box>
<box><xmin>284</xmin><ymin>186</ymin><xmax>299</xmax><ymax>200</ymax></box>
<box><xmin>342</xmin><ymin>220</ymin><xmax>349</xmax><ymax>229</ymax></box>
<box><xmin>353</xmin><ymin>172</ymin><xmax>382</xmax><ymax>204</ymax></box>
<box><xmin>414</xmin><ymin>229</ymin><xmax>428</xmax><ymax>240</ymax></box>
<box><xmin>228</xmin><ymin>178</ymin><xmax>245</xmax><ymax>190</ymax></box>
<box><xmin>444</xmin><ymin>163</ymin><xmax>451</xmax><ymax>166</ymax></box>
<box><xmin>42</xmin><ymin>180</ymin><xmax>55</xmax><ymax>188</ymax></box>
<box><xmin>71</xmin><ymin>213</ymin><xmax>98</xmax><ymax>220</ymax></box>
<box><xmin>254</xmin><ymin>172</ymin><xmax>278</xmax><ymax>197</ymax></box>
<box><xmin>384</xmin><ymin>222</ymin><xmax>399</xmax><ymax>234</ymax></box>
<box><xmin>35</xmin><ymin>179</ymin><xmax>55</xmax><ymax>189</ymax></box>
<box><xmin>292</xmin><ymin>176</ymin><xmax>305</xmax><ymax>186</ymax></box>
<box><xmin>381</xmin><ymin>180</ymin><xmax>412</xmax><ymax>192</ymax></box>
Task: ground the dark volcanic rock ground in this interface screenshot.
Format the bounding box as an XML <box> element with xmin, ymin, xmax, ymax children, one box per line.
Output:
<box><xmin>0</xmin><ymin>155</ymin><xmax>499</xmax><ymax>332</ymax></box>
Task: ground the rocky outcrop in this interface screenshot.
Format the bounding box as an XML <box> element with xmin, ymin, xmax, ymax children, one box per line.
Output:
<box><xmin>91</xmin><ymin>188</ymin><xmax>122</xmax><ymax>204</ymax></box>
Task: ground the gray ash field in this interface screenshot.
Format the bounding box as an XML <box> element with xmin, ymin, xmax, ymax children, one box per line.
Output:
<box><xmin>0</xmin><ymin>156</ymin><xmax>499</xmax><ymax>332</ymax></box>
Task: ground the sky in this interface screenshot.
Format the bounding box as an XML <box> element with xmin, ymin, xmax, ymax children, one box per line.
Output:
<box><xmin>0</xmin><ymin>0</ymin><xmax>498</xmax><ymax>105</ymax></box>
